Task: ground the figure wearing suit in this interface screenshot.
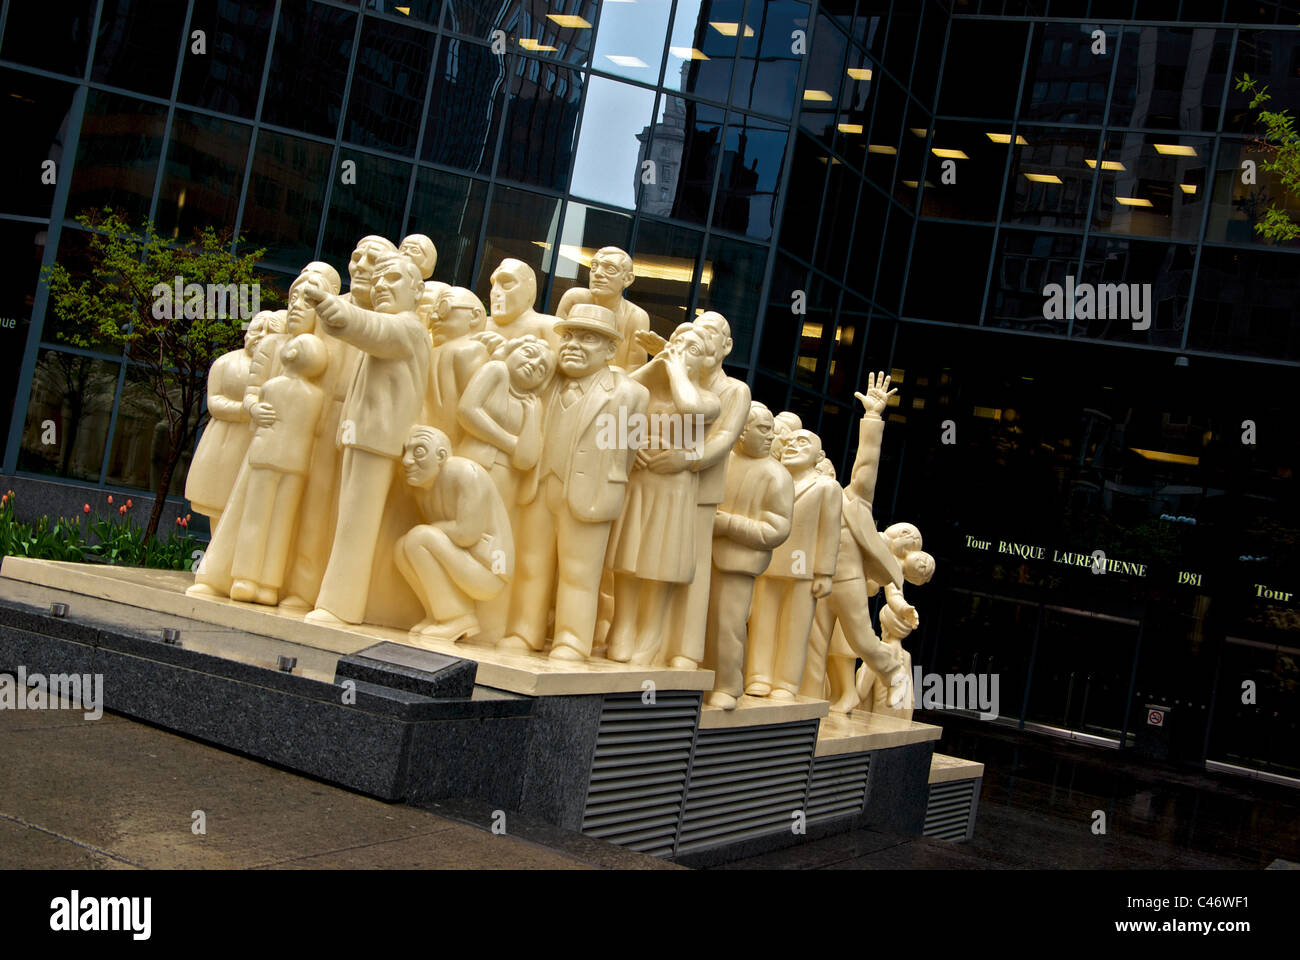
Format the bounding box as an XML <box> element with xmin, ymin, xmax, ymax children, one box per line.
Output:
<box><xmin>305</xmin><ymin>260</ymin><xmax>432</xmax><ymax>625</ymax></box>
<box><xmin>503</xmin><ymin>304</ymin><xmax>650</xmax><ymax>660</ymax></box>
<box><xmin>746</xmin><ymin>429</ymin><xmax>840</xmax><ymax>698</ymax></box>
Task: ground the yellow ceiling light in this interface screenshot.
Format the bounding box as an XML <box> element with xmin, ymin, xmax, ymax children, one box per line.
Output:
<box><xmin>1024</xmin><ymin>173</ymin><xmax>1063</xmax><ymax>184</ymax></box>
<box><xmin>710</xmin><ymin>22</ymin><xmax>755</xmax><ymax>37</ymax></box>
<box><xmin>1084</xmin><ymin>158</ymin><xmax>1126</xmax><ymax>171</ymax></box>
<box><xmin>803</xmin><ymin>89</ymin><xmax>833</xmax><ymax>101</ymax></box>
<box><xmin>1180</xmin><ymin>183</ymin><xmax>1198</xmax><ymax>194</ymax></box>
<box><xmin>902</xmin><ymin>179</ymin><xmax>919</xmax><ymax>188</ymax></box>
<box><xmin>846</xmin><ymin>67</ymin><xmax>873</xmax><ymax>80</ymax></box>
<box><xmin>910</xmin><ymin>127</ymin><xmax>929</xmax><ymax>138</ymax></box>
<box><xmin>395</xmin><ymin>5</ymin><xmax>410</xmax><ymax>13</ymax></box>
<box><xmin>867</xmin><ymin>144</ymin><xmax>897</xmax><ymax>155</ymax></box>
<box><xmin>837</xmin><ymin>123</ymin><xmax>864</xmax><ymax>134</ymax></box>
<box><xmin>605</xmin><ymin>55</ymin><xmax>648</xmax><ymax>68</ymax></box>
<box><xmin>986</xmin><ymin>132</ymin><xmax>1028</xmax><ymax>145</ymax></box>
<box><xmin>931</xmin><ymin>148</ymin><xmax>969</xmax><ymax>159</ymax></box>
<box><xmin>546</xmin><ymin>14</ymin><xmax>592</xmax><ymax>28</ymax></box>
<box><xmin>1115</xmin><ymin>196</ymin><xmax>1154</xmax><ymax>207</ymax></box>
<box><xmin>669</xmin><ymin>46</ymin><xmax>709</xmax><ymax>60</ymax></box>
<box><xmin>1131</xmin><ymin>447</ymin><xmax>1199</xmax><ymax>466</ymax></box>
<box><xmin>817</xmin><ymin>157</ymin><xmax>843</xmax><ymax>165</ymax></box>
<box><xmin>1153</xmin><ymin>143</ymin><xmax>1197</xmax><ymax>156</ymax></box>
<box><xmin>519</xmin><ymin>39</ymin><xmax>558</xmax><ymax>51</ymax></box>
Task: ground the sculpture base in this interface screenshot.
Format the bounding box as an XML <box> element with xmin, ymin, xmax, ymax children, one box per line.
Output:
<box><xmin>0</xmin><ymin>557</ymin><xmax>975</xmax><ymax>864</ymax></box>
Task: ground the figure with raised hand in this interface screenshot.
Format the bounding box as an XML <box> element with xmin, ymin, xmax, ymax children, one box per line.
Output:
<box><xmin>227</xmin><ymin>334</ymin><xmax>330</xmax><ymax>605</ymax></box>
<box><xmin>422</xmin><ymin>286</ymin><xmax>490</xmax><ymax>446</ymax></box>
<box><xmin>556</xmin><ymin>246</ymin><xmax>650</xmax><ymax>372</ymax></box>
<box><xmin>745</xmin><ymin>427</ymin><xmax>840</xmax><ymax>699</ymax></box>
<box><xmin>502</xmin><ymin>303</ymin><xmax>649</xmax><ymax>660</ymax></box>
<box><xmin>605</xmin><ymin>322</ymin><xmax>720</xmax><ymax>665</ymax></box>
<box><xmin>394</xmin><ymin>425</ymin><xmax>514</xmax><ymax>642</ymax></box>
<box><xmin>295</xmin><ymin>252</ymin><xmax>431</xmax><ymax>627</ymax></box>
<box><xmin>704</xmin><ymin>403</ymin><xmax>794</xmax><ymax>709</ymax></box>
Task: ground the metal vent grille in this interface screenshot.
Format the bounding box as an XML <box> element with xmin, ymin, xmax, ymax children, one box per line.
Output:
<box><xmin>924</xmin><ymin>778</ymin><xmax>979</xmax><ymax>841</ymax></box>
<box><xmin>806</xmin><ymin>752</ymin><xmax>871</xmax><ymax>824</ymax></box>
<box><xmin>581</xmin><ymin>691</ymin><xmax>701</xmax><ymax>857</ymax></box>
<box><xmin>676</xmin><ymin>720</ymin><xmax>818</xmax><ymax>856</ymax></box>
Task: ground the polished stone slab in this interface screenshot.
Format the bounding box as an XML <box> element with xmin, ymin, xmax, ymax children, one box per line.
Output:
<box><xmin>698</xmin><ymin>693</ymin><xmax>828</xmax><ymax>729</ymax></box>
<box><xmin>1</xmin><ymin>558</ymin><xmax>713</xmax><ymax>697</ymax></box>
<box><xmin>815</xmin><ymin>709</ymin><xmax>943</xmax><ymax>756</ymax></box>
<box><xmin>930</xmin><ymin>752</ymin><xmax>984</xmax><ymax>784</ymax></box>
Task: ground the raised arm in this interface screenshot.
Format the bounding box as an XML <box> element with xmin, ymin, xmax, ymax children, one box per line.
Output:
<box><xmin>314</xmin><ymin>295</ymin><xmax>415</xmax><ymax>360</ymax></box>
<box><xmin>847</xmin><ymin>371</ymin><xmax>896</xmax><ymax>506</ymax></box>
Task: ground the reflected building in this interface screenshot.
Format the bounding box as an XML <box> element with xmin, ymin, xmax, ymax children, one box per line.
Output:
<box><xmin>1</xmin><ymin>0</ymin><xmax>1300</xmax><ymax>783</ymax></box>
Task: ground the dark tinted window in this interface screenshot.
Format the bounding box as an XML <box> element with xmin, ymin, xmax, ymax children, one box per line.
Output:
<box><xmin>65</xmin><ymin>90</ymin><xmax>167</xmax><ymax>225</ymax></box>
<box><xmin>92</xmin><ymin>0</ymin><xmax>188</xmax><ymax>98</ymax></box>
<box><xmin>1</xmin><ymin>0</ymin><xmax>95</xmax><ymax>77</ymax></box>
<box><xmin>423</xmin><ymin>37</ymin><xmax>508</xmax><ymax>173</ymax></box>
<box><xmin>155</xmin><ymin>112</ymin><xmax>253</xmax><ymax>241</ymax></box>
<box><xmin>0</xmin><ymin>70</ymin><xmax>77</xmax><ymax>219</ymax></box>
<box><xmin>178</xmin><ymin>0</ymin><xmax>275</xmax><ymax>119</ymax></box>
<box><xmin>406</xmin><ymin>168</ymin><xmax>489</xmax><ymax>289</ymax></box>
<box><xmin>345</xmin><ymin>17</ymin><xmax>438</xmax><ymax>155</ymax></box>
<box><xmin>262</xmin><ymin>0</ymin><xmax>358</xmax><ymax>138</ymax></box>
<box><xmin>240</xmin><ymin>130</ymin><xmax>333</xmax><ymax>267</ymax></box>
<box><xmin>498</xmin><ymin>55</ymin><xmax>583</xmax><ymax>190</ymax></box>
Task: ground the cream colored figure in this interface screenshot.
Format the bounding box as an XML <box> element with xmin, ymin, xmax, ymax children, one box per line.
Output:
<box><xmin>633</xmin><ymin>312</ymin><xmax>751</xmax><ymax>669</ymax></box>
<box><xmin>851</xmin><ymin>547</ymin><xmax>935</xmax><ymax>719</ymax></box>
<box><xmin>243</xmin><ymin>263</ymin><xmax>342</xmax><ymax>419</ymax></box>
<box><xmin>297</xmin><ymin>253</ymin><xmax>432</xmax><ymax>626</ymax></box>
<box><xmin>185</xmin><ymin>317</ymin><xmax>264</xmax><ymax>528</ymax></box>
<box><xmin>704</xmin><ymin>403</ymin><xmax>794</xmax><ymax>709</ymax></box>
<box><xmin>422</xmin><ymin>286</ymin><xmax>489</xmax><ymax>446</ymax></box>
<box><xmin>228</xmin><ymin>334</ymin><xmax>330</xmax><ymax>605</ymax></box>
<box><xmin>394</xmin><ymin>425</ymin><xmax>515</xmax><ymax>642</ymax></box>
<box><xmin>606</xmin><ymin>324</ymin><xmax>720</xmax><ymax>665</ymax></box>
<box><xmin>556</xmin><ymin>247</ymin><xmax>650</xmax><ymax>372</ymax></box>
<box><xmin>483</xmin><ymin>258</ymin><xmax>560</xmax><ymax>351</ymax></box>
<box><xmin>502</xmin><ymin>303</ymin><xmax>649</xmax><ymax>660</ymax></box>
<box><xmin>418</xmin><ymin>281</ymin><xmax>452</xmax><ymax>332</ymax></box>
<box><xmin>456</xmin><ymin>335</ymin><xmax>554</xmax><ymax>642</ymax></box>
<box><xmin>400</xmin><ymin>234</ymin><xmax>438</xmax><ymax>281</ymax></box>
<box><xmin>771</xmin><ymin>411</ymin><xmax>802</xmax><ymax>459</ymax></box>
<box><xmin>802</xmin><ymin>375</ymin><xmax>913</xmax><ymax>711</ymax></box>
<box><xmin>746</xmin><ymin>429</ymin><xmax>840</xmax><ymax>699</ymax></box>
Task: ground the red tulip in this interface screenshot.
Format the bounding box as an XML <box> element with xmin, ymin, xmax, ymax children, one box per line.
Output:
<box><xmin>126</xmin><ymin>499</ymin><xmax>133</xmax><ymax>508</ymax></box>
<box><xmin>119</xmin><ymin>505</ymin><xmax>127</xmax><ymax>515</ymax></box>
<box><xmin>107</xmin><ymin>495</ymin><xmax>113</xmax><ymax>505</ymax></box>
<box><xmin>83</xmin><ymin>504</ymin><xmax>90</xmax><ymax>514</ymax></box>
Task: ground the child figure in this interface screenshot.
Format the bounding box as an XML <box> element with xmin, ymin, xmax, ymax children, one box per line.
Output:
<box><xmin>229</xmin><ymin>334</ymin><xmax>330</xmax><ymax>606</ymax></box>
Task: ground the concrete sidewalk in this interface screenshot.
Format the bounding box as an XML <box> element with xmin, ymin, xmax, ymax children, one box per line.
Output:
<box><xmin>0</xmin><ymin>705</ymin><xmax>675</xmax><ymax>870</ymax></box>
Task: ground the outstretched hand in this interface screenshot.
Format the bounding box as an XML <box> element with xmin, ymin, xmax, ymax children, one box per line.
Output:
<box><xmin>854</xmin><ymin>371</ymin><xmax>897</xmax><ymax>417</ymax></box>
<box><xmin>635</xmin><ymin>329</ymin><xmax>668</xmax><ymax>356</ymax></box>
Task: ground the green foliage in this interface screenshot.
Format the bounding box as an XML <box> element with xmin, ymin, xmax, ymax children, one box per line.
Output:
<box><xmin>1234</xmin><ymin>75</ymin><xmax>1300</xmax><ymax>243</ymax></box>
<box><xmin>0</xmin><ymin>493</ymin><xmax>203</xmax><ymax>571</ymax></box>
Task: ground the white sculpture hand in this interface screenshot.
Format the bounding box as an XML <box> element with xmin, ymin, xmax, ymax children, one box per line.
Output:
<box><xmin>646</xmin><ymin>449</ymin><xmax>687</xmax><ymax>474</ymax></box>
<box><xmin>471</xmin><ymin>331</ymin><xmax>506</xmax><ymax>355</ymax></box>
<box><xmin>251</xmin><ymin>402</ymin><xmax>276</xmax><ymax>428</ymax></box>
<box><xmin>634</xmin><ymin>329</ymin><xmax>668</xmax><ymax>356</ymax></box>
<box><xmin>298</xmin><ymin>278</ymin><xmax>328</xmax><ymax>307</ymax></box>
<box><xmin>854</xmin><ymin>371</ymin><xmax>897</xmax><ymax>417</ymax></box>
<box><xmin>811</xmin><ymin>574</ymin><xmax>833</xmax><ymax>599</ymax></box>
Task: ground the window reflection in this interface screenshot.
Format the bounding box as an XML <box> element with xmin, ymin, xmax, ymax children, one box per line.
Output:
<box><xmin>92</xmin><ymin>0</ymin><xmax>188</xmax><ymax>98</ymax></box>
<box><xmin>240</xmin><ymin>130</ymin><xmax>333</xmax><ymax>268</ymax></box>
<box><xmin>0</xmin><ymin>69</ymin><xmax>75</xmax><ymax>219</ymax></box>
<box><xmin>568</xmin><ymin>76</ymin><xmax>657</xmax><ymax>210</ymax></box>
<box><xmin>500</xmin><ymin>55</ymin><xmax>583</xmax><ymax>190</ymax></box>
<box><xmin>732</xmin><ymin>0</ymin><xmax>808</xmax><ymax>119</ymax></box>
<box><xmin>406</xmin><ymin>168</ymin><xmax>489</xmax><ymax>288</ymax></box>
<box><xmin>262</xmin><ymin>0</ymin><xmax>358</xmax><ymax>139</ymax></box>
<box><xmin>592</xmin><ymin>0</ymin><xmax>671</xmax><ymax>83</ymax></box>
<box><xmin>1222</xmin><ymin>29</ymin><xmax>1300</xmax><ymax>134</ymax></box>
<box><xmin>892</xmin><ymin>104</ymin><xmax>930</xmax><ymax>211</ymax></box>
<box><xmin>1005</xmin><ymin>126</ymin><xmax>1103</xmax><ymax>230</ymax></box>
<box><xmin>695</xmin><ymin>233</ymin><xmax>766</xmax><ymax>360</ymax></box>
<box><xmin>713</xmin><ymin>114</ymin><xmax>788</xmax><ymax>241</ymax></box>
<box><xmin>363</xmin><ymin>0</ymin><xmax>441</xmax><ymax>25</ymax></box>
<box><xmin>656</xmin><ymin>97</ymin><xmax>725</xmax><ymax>224</ymax></box>
<box><xmin>778</xmin><ymin>134</ymin><xmax>826</xmax><ymax>262</ymax></box>
<box><xmin>65</xmin><ymin>91</ymin><xmax>166</xmax><ymax>225</ymax></box>
<box><xmin>548</xmin><ymin>202</ymin><xmax>633</xmax><ymax>311</ymax></box>
<box><xmin>18</xmin><ymin>349</ymin><xmax>119</xmax><ymax>484</ymax></box>
<box><xmin>663</xmin><ymin>0</ymin><xmax>742</xmax><ymax>101</ymax></box>
<box><xmin>1</xmin><ymin>0</ymin><xmax>95</xmax><ymax>78</ymax></box>
<box><xmin>1190</xmin><ymin>247</ymin><xmax>1300</xmax><ymax>361</ymax></box>
<box><xmin>631</xmin><ymin>218</ymin><xmax>705</xmax><ymax>338</ymax></box>
<box><xmin>828</xmin><ymin>292</ymin><xmax>868</xmax><ymax>398</ymax></box>
<box><xmin>921</xmin><ymin>121</ymin><xmax>1010</xmax><ymax>222</ymax></box>
<box><xmin>1076</xmin><ymin>236</ymin><xmax>1192</xmax><ymax>347</ymax></box>
<box><xmin>105</xmin><ymin>366</ymin><xmax>197</xmax><ymax>495</ymax></box>
<box><xmin>475</xmin><ymin>184</ymin><xmax>561</xmax><ymax>303</ymax></box>
<box><xmin>795</xmin><ymin>275</ymin><xmax>836</xmax><ymax>390</ymax></box>
<box><xmin>0</xmin><ymin>222</ymin><xmax>45</xmax><ymax>438</ymax></box>
<box><xmin>444</xmin><ymin>0</ymin><xmax>597</xmax><ymax>67</ymax></box>
<box><xmin>986</xmin><ymin>229</ymin><xmax>1081</xmax><ymax>334</ymax></box>
<box><xmin>423</xmin><ymin>38</ymin><xmax>508</xmax><ymax>173</ymax></box>
<box><xmin>938</xmin><ymin>19</ymin><xmax>1027</xmax><ymax>120</ymax></box>
<box><xmin>345</xmin><ymin>16</ymin><xmax>438</xmax><ymax>155</ymax></box>
<box><xmin>816</xmin><ymin>161</ymin><xmax>858</xmax><ymax>281</ymax></box>
<box><xmin>1110</xmin><ymin>26</ymin><xmax>1230</xmax><ymax>131</ymax></box>
<box><xmin>1207</xmin><ymin>138</ymin><xmax>1300</xmax><ymax>249</ymax></box>
<box><xmin>846</xmin><ymin>183</ymin><xmax>886</xmax><ymax>300</ymax></box>
<box><xmin>156</xmin><ymin>112</ymin><xmax>252</xmax><ymax>242</ymax></box>
<box><xmin>864</xmin><ymin>75</ymin><xmax>903</xmax><ymax>193</ymax></box>
<box><xmin>320</xmin><ymin>151</ymin><xmax>411</xmax><ymax>268</ymax></box>
<box><xmin>1091</xmin><ymin>134</ymin><xmax>1210</xmax><ymax>242</ymax></box>
<box><xmin>178</xmin><ymin>0</ymin><xmax>275</xmax><ymax>119</ymax></box>
<box><xmin>1021</xmin><ymin>23</ymin><xmax>1116</xmax><ymax>125</ymax></box>
<box><xmin>799</xmin><ymin>13</ymin><xmax>848</xmax><ymax>145</ymax></box>
<box><xmin>882</xmin><ymin>1</ymin><xmax>919</xmax><ymax>86</ymax></box>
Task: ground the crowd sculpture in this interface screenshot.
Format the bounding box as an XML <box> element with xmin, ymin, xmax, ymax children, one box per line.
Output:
<box><xmin>185</xmin><ymin>234</ymin><xmax>933</xmax><ymax>717</ymax></box>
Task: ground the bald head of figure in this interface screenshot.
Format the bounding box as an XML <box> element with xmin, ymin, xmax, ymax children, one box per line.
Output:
<box><xmin>739</xmin><ymin>401</ymin><xmax>775</xmax><ymax>458</ymax></box>
<box><xmin>402</xmin><ymin>424</ymin><xmax>452</xmax><ymax>489</ymax></box>
<box><xmin>399</xmin><ymin>234</ymin><xmax>438</xmax><ymax>280</ymax></box>
<box><xmin>348</xmin><ymin>235</ymin><xmax>398</xmax><ymax>308</ymax></box>
<box><xmin>489</xmin><ymin>258</ymin><xmax>537</xmax><ymax>322</ymax></box>
<box><xmin>369</xmin><ymin>252</ymin><xmax>424</xmax><ymax>315</ymax></box>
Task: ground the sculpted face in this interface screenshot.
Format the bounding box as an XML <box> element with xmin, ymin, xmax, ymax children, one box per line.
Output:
<box><xmin>370</xmin><ymin>256</ymin><xmax>420</xmax><ymax>314</ymax></box>
<box><xmin>244</xmin><ymin>314</ymin><xmax>269</xmax><ymax>352</ymax></box>
<box><xmin>284</xmin><ymin>283</ymin><xmax>317</xmax><ymax>335</ymax></box>
<box><xmin>670</xmin><ymin>328</ymin><xmax>709</xmax><ymax>380</ymax></box>
<box><xmin>506</xmin><ymin>338</ymin><xmax>554</xmax><ymax>391</ymax></box>
<box><xmin>402</xmin><ymin>429</ymin><xmax>448</xmax><ymax>488</ymax></box>
<box><xmin>557</xmin><ymin>327</ymin><xmax>615</xmax><ymax>378</ymax></box>
<box><xmin>490</xmin><ymin>260</ymin><xmax>535</xmax><ymax>321</ymax></box>
<box><xmin>905</xmin><ymin>551</ymin><xmax>935</xmax><ymax>587</ymax></box>
<box><xmin>589</xmin><ymin>252</ymin><xmax>632</xmax><ymax>299</ymax></box>
<box><xmin>780</xmin><ymin>429</ymin><xmax>822</xmax><ymax>471</ymax></box>
<box><xmin>348</xmin><ymin>239</ymin><xmax>394</xmax><ymax>307</ymax></box>
<box><xmin>433</xmin><ymin>304</ymin><xmax>475</xmax><ymax>345</ymax></box>
<box><xmin>399</xmin><ymin>234</ymin><xmax>437</xmax><ymax>280</ymax></box>
<box><xmin>696</xmin><ymin>313</ymin><xmax>732</xmax><ymax>366</ymax></box>
<box><xmin>740</xmin><ymin>407</ymin><xmax>775</xmax><ymax>458</ymax></box>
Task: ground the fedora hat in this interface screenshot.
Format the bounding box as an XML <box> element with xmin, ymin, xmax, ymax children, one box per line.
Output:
<box><xmin>556</xmin><ymin>302</ymin><xmax>621</xmax><ymax>342</ymax></box>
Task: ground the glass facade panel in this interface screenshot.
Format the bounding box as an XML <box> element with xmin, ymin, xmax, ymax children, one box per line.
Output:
<box><xmin>0</xmin><ymin>0</ymin><xmax>96</xmax><ymax>78</ymax></box>
<box><xmin>91</xmin><ymin>0</ymin><xmax>187</xmax><ymax>98</ymax></box>
<box><xmin>569</xmin><ymin>75</ymin><xmax>657</xmax><ymax>211</ymax></box>
<box><xmin>986</xmin><ymin>229</ymin><xmax>1081</xmax><ymax>334</ymax></box>
<box><xmin>799</xmin><ymin>12</ymin><xmax>847</xmax><ymax>148</ymax></box>
<box><xmin>17</xmin><ymin>349</ymin><xmax>119</xmax><ymax>483</ymax></box>
<box><xmin>921</xmin><ymin>121</ymin><xmax>1012</xmax><ymax>222</ymax></box>
<box><xmin>1189</xmin><ymin>246</ymin><xmax>1300</xmax><ymax>361</ymax></box>
<box><xmin>445</xmin><ymin>0</ymin><xmax>597</xmax><ymax>67</ymax></box>
<box><xmin>104</xmin><ymin>366</ymin><xmax>196</xmax><ymax>496</ymax></box>
<box><xmin>548</xmin><ymin>202</ymin><xmax>634</xmax><ymax>310</ymax></box>
<box><xmin>1090</xmin><ymin>133</ymin><xmax>1211</xmax><ymax>242</ymax></box>
<box><xmin>778</xmin><ymin>134</ymin><xmax>827</xmax><ymax>262</ymax></box>
<box><xmin>1206</xmin><ymin>137</ymin><xmax>1300</xmax><ymax>249</ymax></box>
<box><xmin>845</xmin><ymin>183</ymin><xmax>886</xmax><ymax>299</ymax></box>
<box><xmin>0</xmin><ymin>222</ymin><xmax>46</xmax><ymax>438</ymax></box>
<box><xmin>0</xmin><ymin>70</ymin><xmax>77</xmax><ymax>219</ymax></box>
<box><xmin>178</xmin><ymin>0</ymin><xmax>275</xmax><ymax>119</ymax></box>
<box><xmin>262</xmin><ymin>0</ymin><xmax>358</xmax><ymax>139</ymax></box>
<box><xmin>474</xmin><ymin>184</ymin><xmax>561</xmax><ymax>302</ymax></box>
<box><xmin>65</xmin><ymin>90</ymin><xmax>167</xmax><ymax>225</ymax></box>
<box><xmin>1109</xmin><ymin>26</ymin><xmax>1230</xmax><ymax>131</ymax></box>
<box><xmin>240</xmin><ymin>129</ymin><xmax>333</xmax><ymax>268</ymax></box>
<box><xmin>937</xmin><ymin>19</ymin><xmax>1029</xmax><ymax>121</ymax></box>
<box><xmin>1222</xmin><ymin>29</ymin><xmax>1300</xmax><ymax>133</ymax></box>
<box><xmin>345</xmin><ymin>16</ymin><xmax>439</xmax><ymax>155</ymax></box>
<box><xmin>713</xmin><ymin>114</ymin><xmax>788</xmax><ymax>241</ymax></box>
<box><xmin>320</xmin><ymin>151</ymin><xmax>412</xmax><ymax>269</ymax></box>
<box><xmin>422</xmin><ymin>37</ymin><xmax>508</xmax><ymax>173</ymax></box>
<box><xmin>732</xmin><ymin>0</ymin><xmax>808</xmax><ymax>119</ymax></box>
<box><xmin>905</xmin><ymin>221</ymin><xmax>994</xmax><ymax>323</ymax></box>
<box><xmin>1020</xmin><ymin>22</ymin><xmax>1116</xmax><ymax>125</ymax></box>
<box><xmin>1075</xmin><ymin>236</ymin><xmax>1193</xmax><ymax>347</ymax></box>
<box><xmin>663</xmin><ymin>0</ymin><xmax>741</xmax><ymax>100</ymax></box>
<box><xmin>629</xmin><ymin>218</ymin><xmax>704</xmax><ymax>337</ymax></box>
<box><xmin>695</xmin><ymin>233</ymin><xmax>767</xmax><ymax>360</ymax></box>
<box><xmin>155</xmin><ymin>112</ymin><xmax>253</xmax><ymax>242</ymax></box>
<box><xmin>864</xmin><ymin>74</ymin><xmax>903</xmax><ymax>193</ymax></box>
<box><xmin>406</xmin><ymin>167</ymin><xmax>489</xmax><ymax>288</ymax></box>
<box><xmin>591</xmin><ymin>0</ymin><xmax>671</xmax><ymax>83</ymax></box>
<box><xmin>498</xmin><ymin>55</ymin><xmax>583</xmax><ymax>190</ymax></box>
<box><xmin>815</xmin><ymin>161</ymin><xmax>858</xmax><ymax>280</ymax></box>
<box><xmin>1004</xmin><ymin>126</ymin><xmax>1102</xmax><ymax>230</ymax></box>
<box><xmin>656</xmin><ymin>96</ymin><xmax>725</xmax><ymax>225</ymax></box>
<box><xmin>828</xmin><ymin>292</ymin><xmax>868</xmax><ymax>400</ymax></box>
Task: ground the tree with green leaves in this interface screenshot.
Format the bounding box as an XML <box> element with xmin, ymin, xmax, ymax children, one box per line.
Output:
<box><xmin>42</xmin><ymin>208</ymin><xmax>283</xmax><ymax>543</ymax></box>
<box><xmin>1234</xmin><ymin>75</ymin><xmax>1300</xmax><ymax>243</ymax></box>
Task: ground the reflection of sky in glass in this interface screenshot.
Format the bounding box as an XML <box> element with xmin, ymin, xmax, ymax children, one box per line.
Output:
<box><xmin>592</xmin><ymin>0</ymin><xmax>672</xmax><ymax>82</ymax></box>
<box><xmin>569</xmin><ymin>76</ymin><xmax>657</xmax><ymax>210</ymax></box>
